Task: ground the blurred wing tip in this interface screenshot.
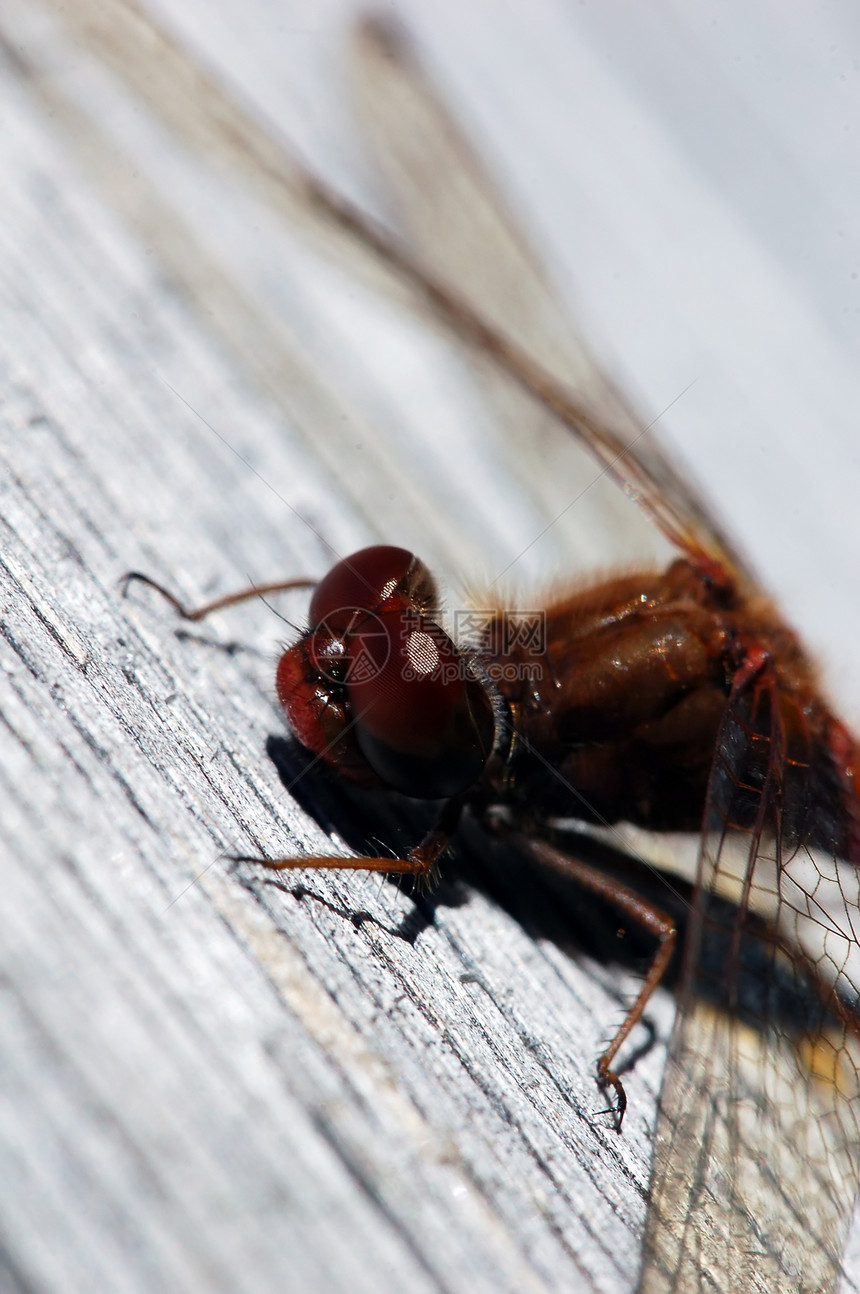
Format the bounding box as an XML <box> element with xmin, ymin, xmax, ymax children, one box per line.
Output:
<box><xmin>355</xmin><ymin>10</ymin><xmax>412</xmax><ymax>59</ymax></box>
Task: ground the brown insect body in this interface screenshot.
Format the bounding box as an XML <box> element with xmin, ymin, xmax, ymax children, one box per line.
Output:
<box><xmin>485</xmin><ymin>558</ymin><xmax>738</xmax><ymax>833</ymax></box>
<box><xmin>488</xmin><ymin>557</ymin><xmax>860</xmax><ymax>860</ymax></box>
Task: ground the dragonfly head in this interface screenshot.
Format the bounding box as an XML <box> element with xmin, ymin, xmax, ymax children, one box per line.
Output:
<box><xmin>276</xmin><ymin>546</ymin><xmax>495</xmax><ymax>799</ymax></box>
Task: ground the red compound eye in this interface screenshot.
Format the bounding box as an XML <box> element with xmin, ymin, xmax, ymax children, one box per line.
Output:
<box><xmin>276</xmin><ymin>548</ymin><xmax>491</xmax><ymax>797</ymax></box>
<box><xmin>308</xmin><ymin>546</ymin><xmax>437</xmax><ymax>632</ymax></box>
<box><xmin>345</xmin><ymin>610</ymin><xmax>495</xmax><ymax>799</ymax></box>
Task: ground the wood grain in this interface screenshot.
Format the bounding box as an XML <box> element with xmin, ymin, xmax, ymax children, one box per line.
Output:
<box><xmin>2</xmin><ymin>3</ymin><xmax>860</xmax><ymax>1293</ymax></box>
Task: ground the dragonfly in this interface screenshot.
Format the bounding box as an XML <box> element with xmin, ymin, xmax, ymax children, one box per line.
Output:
<box><xmin>43</xmin><ymin>1</ymin><xmax>860</xmax><ymax>1289</ymax></box>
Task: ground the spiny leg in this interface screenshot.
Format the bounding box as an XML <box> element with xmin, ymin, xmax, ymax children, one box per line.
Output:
<box><xmin>233</xmin><ymin>796</ymin><xmax>464</xmax><ymax>883</ymax></box>
<box><xmin>515</xmin><ymin>835</ymin><xmax>676</xmax><ymax>1131</ymax></box>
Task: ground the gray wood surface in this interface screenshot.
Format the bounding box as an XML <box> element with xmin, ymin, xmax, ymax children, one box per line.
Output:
<box><xmin>3</xmin><ymin>3</ymin><xmax>860</xmax><ymax>1292</ymax></box>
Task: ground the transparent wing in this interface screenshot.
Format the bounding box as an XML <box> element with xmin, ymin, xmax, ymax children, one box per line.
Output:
<box><xmin>345</xmin><ymin>14</ymin><xmax>755</xmax><ymax>584</ymax></box>
<box><xmin>640</xmin><ymin>672</ymin><xmax>860</xmax><ymax>1293</ymax></box>
<box><xmin>25</xmin><ymin>0</ymin><xmax>752</xmax><ymax>587</ymax></box>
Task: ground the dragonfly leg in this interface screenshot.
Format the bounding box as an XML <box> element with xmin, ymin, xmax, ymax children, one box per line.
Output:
<box><xmin>232</xmin><ymin>796</ymin><xmax>464</xmax><ymax>883</ymax></box>
<box><xmin>514</xmin><ymin>835</ymin><xmax>676</xmax><ymax>1131</ymax></box>
<box><xmin>120</xmin><ymin>571</ymin><xmax>316</xmax><ymax>621</ymax></box>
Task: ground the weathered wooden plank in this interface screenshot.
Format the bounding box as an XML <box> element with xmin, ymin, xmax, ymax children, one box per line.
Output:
<box><xmin>2</xmin><ymin>3</ymin><xmax>860</xmax><ymax>1293</ymax></box>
